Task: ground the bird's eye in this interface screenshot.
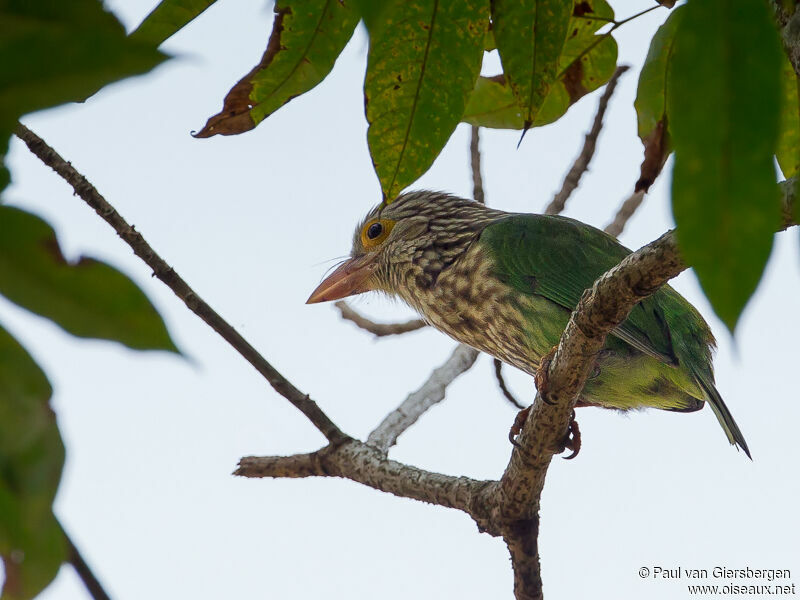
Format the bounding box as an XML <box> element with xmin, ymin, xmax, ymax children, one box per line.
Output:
<box><xmin>360</xmin><ymin>218</ymin><xmax>395</xmax><ymax>249</ymax></box>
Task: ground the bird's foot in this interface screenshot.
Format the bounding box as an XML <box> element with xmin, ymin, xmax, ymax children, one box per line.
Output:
<box><xmin>508</xmin><ymin>405</ymin><xmax>532</xmax><ymax>448</ymax></box>
<box><xmin>535</xmin><ymin>346</ymin><xmax>559</xmax><ymax>405</ymax></box>
<box><xmin>558</xmin><ymin>409</ymin><xmax>582</xmax><ymax>460</ymax></box>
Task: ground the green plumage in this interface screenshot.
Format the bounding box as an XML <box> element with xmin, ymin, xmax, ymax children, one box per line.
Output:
<box><xmin>318</xmin><ymin>192</ymin><xmax>749</xmax><ymax>456</ymax></box>
<box><xmin>481</xmin><ymin>214</ymin><xmax>748</xmax><ymax>457</ymax></box>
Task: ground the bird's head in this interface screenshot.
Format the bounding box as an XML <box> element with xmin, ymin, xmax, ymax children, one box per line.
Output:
<box><xmin>306</xmin><ymin>191</ymin><xmax>501</xmax><ymax>303</ymax></box>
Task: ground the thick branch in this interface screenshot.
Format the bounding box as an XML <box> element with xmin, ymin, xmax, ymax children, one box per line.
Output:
<box><xmin>15</xmin><ymin>123</ymin><xmax>346</xmax><ymax>444</ymax></box>
<box><xmin>367</xmin><ymin>344</ymin><xmax>479</xmax><ymax>453</ymax></box>
<box><xmin>333</xmin><ymin>300</ymin><xmax>426</xmax><ymax>337</ymax></box>
<box><xmin>491</xmin><ymin>229</ymin><xmax>686</xmax><ymax>511</ymax></box>
<box><xmin>544</xmin><ymin>66</ymin><xmax>629</xmax><ymax>215</ymax></box>
<box><xmin>604</xmin><ymin>190</ymin><xmax>646</xmax><ymax>237</ymax></box>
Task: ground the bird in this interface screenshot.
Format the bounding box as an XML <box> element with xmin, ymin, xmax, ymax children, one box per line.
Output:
<box><xmin>306</xmin><ymin>191</ymin><xmax>750</xmax><ymax>458</ymax></box>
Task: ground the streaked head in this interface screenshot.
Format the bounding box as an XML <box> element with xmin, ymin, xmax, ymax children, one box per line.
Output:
<box><xmin>306</xmin><ymin>191</ymin><xmax>500</xmax><ymax>303</ymax></box>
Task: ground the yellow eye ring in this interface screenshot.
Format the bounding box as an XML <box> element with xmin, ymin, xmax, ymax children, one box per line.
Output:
<box><xmin>361</xmin><ymin>218</ymin><xmax>395</xmax><ymax>249</ymax></box>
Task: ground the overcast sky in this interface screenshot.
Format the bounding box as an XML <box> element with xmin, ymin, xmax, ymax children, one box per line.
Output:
<box><xmin>3</xmin><ymin>1</ymin><xmax>799</xmax><ymax>598</ymax></box>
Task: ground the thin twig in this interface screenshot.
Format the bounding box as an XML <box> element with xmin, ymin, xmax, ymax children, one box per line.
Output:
<box><xmin>545</xmin><ymin>65</ymin><xmax>629</xmax><ymax>215</ymax></box>
<box><xmin>15</xmin><ymin>123</ymin><xmax>347</xmax><ymax>444</ymax></box>
<box><xmin>604</xmin><ymin>190</ymin><xmax>646</xmax><ymax>237</ymax></box>
<box><xmin>334</xmin><ymin>300</ymin><xmax>426</xmax><ymax>337</ymax></box>
<box><xmin>61</xmin><ymin>524</ymin><xmax>111</xmax><ymax>600</ymax></box>
<box><xmin>367</xmin><ymin>344</ymin><xmax>479</xmax><ymax>454</ymax></box>
<box><xmin>471</xmin><ymin>125</ymin><xmax>485</xmax><ymax>204</ymax></box>
<box><xmin>492</xmin><ymin>359</ymin><xmax>525</xmax><ymax>410</ymax></box>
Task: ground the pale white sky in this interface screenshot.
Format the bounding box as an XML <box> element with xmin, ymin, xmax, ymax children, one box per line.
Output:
<box><xmin>3</xmin><ymin>1</ymin><xmax>799</xmax><ymax>598</ymax></box>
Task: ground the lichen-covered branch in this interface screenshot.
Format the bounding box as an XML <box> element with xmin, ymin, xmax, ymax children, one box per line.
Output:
<box><xmin>236</xmin><ymin>439</ymin><xmax>498</xmax><ymax>532</ymax></box>
<box><xmin>333</xmin><ymin>300</ymin><xmax>426</xmax><ymax>336</ymax></box>
<box><xmin>367</xmin><ymin>344</ymin><xmax>479</xmax><ymax>454</ymax></box>
<box><xmin>15</xmin><ymin>123</ymin><xmax>346</xmax><ymax>444</ymax></box>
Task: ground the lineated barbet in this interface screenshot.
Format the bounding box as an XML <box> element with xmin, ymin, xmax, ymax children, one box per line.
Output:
<box><xmin>306</xmin><ymin>191</ymin><xmax>749</xmax><ymax>457</ymax></box>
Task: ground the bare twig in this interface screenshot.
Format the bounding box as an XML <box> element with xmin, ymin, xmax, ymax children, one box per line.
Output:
<box><xmin>545</xmin><ymin>66</ymin><xmax>630</xmax><ymax>215</ymax></box>
<box><xmin>61</xmin><ymin>524</ymin><xmax>111</xmax><ymax>600</ymax></box>
<box><xmin>604</xmin><ymin>189</ymin><xmax>646</xmax><ymax>237</ymax></box>
<box><xmin>15</xmin><ymin>123</ymin><xmax>347</xmax><ymax>444</ymax></box>
<box><xmin>367</xmin><ymin>344</ymin><xmax>479</xmax><ymax>453</ymax></box>
<box><xmin>333</xmin><ymin>300</ymin><xmax>426</xmax><ymax>337</ymax></box>
<box><xmin>493</xmin><ymin>359</ymin><xmax>525</xmax><ymax>410</ymax></box>
<box><xmin>471</xmin><ymin>125</ymin><xmax>485</xmax><ymax>204</ymax></box>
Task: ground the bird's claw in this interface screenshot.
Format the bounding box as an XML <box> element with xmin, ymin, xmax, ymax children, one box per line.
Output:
<box><xmin>508</xmin><ymin>405</ymin><xmax>532</xmax><ymax>448</ymax></box>
<box><xmin>560</xmin><ymin>409</ymin><xmax>582</xmax><ymax>460</ymax></box>
<box><xmin>535</xmin><ymin>345</ymin><xmax>559</xmax><ymax>405</ymax></box>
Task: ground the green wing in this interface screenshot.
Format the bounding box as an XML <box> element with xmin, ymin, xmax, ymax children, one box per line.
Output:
<box><xmin>481</xmin><ymin>214</ymin><xmax>683</xmax><ymax>366</ymax></box>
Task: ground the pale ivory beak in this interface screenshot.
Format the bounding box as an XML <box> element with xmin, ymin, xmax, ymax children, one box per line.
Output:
<box><xmin>306</xmin><ymin>254</ymin><xmax>379</xmax><ymax>304</ymax></box>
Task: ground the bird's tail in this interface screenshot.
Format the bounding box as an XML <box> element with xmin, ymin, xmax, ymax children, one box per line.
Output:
<box><xmin>694</xmin><ymin>370</ymin><xmax>751</xmax><ymax>459</ymax></box>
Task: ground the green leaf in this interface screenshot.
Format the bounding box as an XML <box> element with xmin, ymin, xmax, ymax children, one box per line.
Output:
<box><xmin>0</xmin><ymin>206</ymin><xmax>178</xmax><ymax>352</ymax></box>
<box><xmin>0</xmin><ymin>1</ymin><xmax>167</xmax><ymax>148</ymax></box>
<box><xmin>130</xmin><ymin>0</ymin><xmax>218</xmax><ymax>47</ymax></box>
<box><xmin>668</xmin><ymin>0</ymin><xmax>783</xmax><ymax>332</ymax></box>
<box><xmin>195</xmin><ymin>0</ymin><xmax>358</xmax><ymax>137</ymax></box>
<box><xmin>635</xmin><ymin>8</ymin><xmax>683</xmax><ymax>141</ymax></box>
<box><xmin>0</xmin><ymin>325</ymin><xmax>66</xmax><ymax>599</ymax></box>
<box><xmin>365</xmin><ymin>0</ymin><xmax>489</xmax><ymax>201</ymax></box>
<box><xmin>776</xmin><ymin>54</ymin><xmax>800</xmax><ymax>179</ymax></box>
<box><xmin>463</xmin><ymin>75</ymin><xmax>524</xmax><ymax>129</ymax></box>
<box><xmin>633</xmin><ymin>6</ymin><xmax>684</xmax><ymax>191</ymax></box>
<box><xmin>491</xmin><ymin>0</ymin><xmax>572</xmax><ymax>128</ymax></box>
<box><xmin>464</xmin><ymin>1</ymin><xmax>617</xmax><ymax>131</ymax></box>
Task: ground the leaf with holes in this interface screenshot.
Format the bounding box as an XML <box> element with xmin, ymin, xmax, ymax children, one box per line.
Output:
<box><xmin>365</xmin><ymin>0</ymin><xmax>489</xmax><ymax>201</ymax></box>
<box><xmin>668</xmin><ymin>0</ymin><xmax>783</xmax><ymax>332</ymax></box>
<box><xmin>0</xmin><ymin>206</ymin><xmax>178</xmax><ymax>352</ymax></box>
<box><xmin>0</xmin><ymin>325</ymin><xmax>66</xmax><ymax>600</ymax></box>
<box><xmin>130</xmin><ymin>0</ymin><xmax>218</xmax><ymax>46</ymax></box>
<box><xmin>195</xmin><ymin>0</ymin><xmax>358</xmax><ymax>137</ymax></box>
<box><xmin>491</xmin><ymin>0</ymin><xmax>572</xmax><ymax>129</ymax></box>
<box><xmin>633</xmin><ymin>6</ymin><xmax>684</xmax><ymax>192</ymax></box>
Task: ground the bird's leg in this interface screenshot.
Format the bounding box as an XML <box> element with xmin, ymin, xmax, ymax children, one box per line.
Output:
<box><xmin>508</xmin><ymin>405</ymin><xmax>532</xmax><ymax>448</ymax></box>
<box><xmin>560</xmin><ymin>409</ymin><xmax>582</xmax><ymax>460</ymax></box>
<box><xmin>510</xmin><ymin>346</ymin><xmax>582</xmax><ymax>450</ymax></box>
<box><xmin>535</xmin><ymin>345</ymin><xmax>559</xmax><ymax>405</ymax></box>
